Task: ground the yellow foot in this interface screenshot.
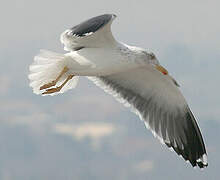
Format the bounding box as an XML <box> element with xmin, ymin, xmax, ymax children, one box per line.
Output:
<box><xmin>42</xmin><ymin>74</ymin><xmax>74</xmax><ymax>95</ymax></box>
<box><xmin>42</xmin><ymin>86</ymin><xmax>62</xmax><ymax>94</ymax></box>
<box><xmin>40</xmin><ymin>81</ymin><xmax>56</xmax><ymax>90</ymax></box>
<box><xmin>39</xmin><ymin>66</ymin><xmax>69</xmax><ymax>90</ymax></box>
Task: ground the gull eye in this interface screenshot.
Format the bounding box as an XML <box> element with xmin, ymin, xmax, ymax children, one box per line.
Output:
<box><xmin>149</xmin><ymin>53</ymin><xmax>156</xmax><ymax>59</ymax></box>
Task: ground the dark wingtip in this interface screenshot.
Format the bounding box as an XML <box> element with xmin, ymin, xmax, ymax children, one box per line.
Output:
<box><xmin>164</xmin><ymin>107</ymin><xmax>208</xmax><ymax>169</ymax></box>
<box><xmin>195</xmin><ymin>153</ymin><xmax>208</xmax><ymax>168</ymax></box>
<box><xmin>179</xmin><ymin>110</ymin><xmax>208</xmax><ymax>168</ymax></box>
<box><xmin>70</xmin><ymin>14</ymin><xmax>116</xmax><ymax>37</ymax></box>
<box><xmin>197</xmin><ymin>161</ymin><xmax>208</xmax><ymax>168</ymax></box>
<box><xmin>185</xmin><ymin>109</ymin><xmax>208</xmax><ymax>168</ymax></box>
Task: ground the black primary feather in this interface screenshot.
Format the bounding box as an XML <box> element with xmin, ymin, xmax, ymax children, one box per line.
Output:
<box><xmin>70</xmin><ymin>14</ymin><xmax>114</xmax><ymax>37</ymax></box>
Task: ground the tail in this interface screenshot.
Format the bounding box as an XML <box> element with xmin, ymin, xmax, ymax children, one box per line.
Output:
<box><xmin>28</xmin><ymin>50</ymin><xmax>79</xmax><ymax>96</ymax></box>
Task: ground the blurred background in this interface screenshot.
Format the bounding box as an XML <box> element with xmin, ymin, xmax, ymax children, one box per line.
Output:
<box><xmin>0</xmin><ymin>0</ymin><xmax>220</xmax><ymax>179</ymax></box>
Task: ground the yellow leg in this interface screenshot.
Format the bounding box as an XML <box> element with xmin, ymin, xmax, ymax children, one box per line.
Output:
<box><xmin>40</xmin><ymin>66</ymin><xmax>69</xmax><ymax>90</ymax></box>
<box><xmin>42</xmin><ymin>75</ymin><xmax>74</xmax><ymax>95</ymax></box>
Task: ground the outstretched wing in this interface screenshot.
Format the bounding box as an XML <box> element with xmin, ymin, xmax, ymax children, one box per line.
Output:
<box><xmin>60</xmin><ymin>14</ymin><xmax>117</xmax><ymax>51</ymax></box>
<box><xmin>88</xmin><ymin>65</ymin><xmax>208</xmax><ymax>168</ymax></box>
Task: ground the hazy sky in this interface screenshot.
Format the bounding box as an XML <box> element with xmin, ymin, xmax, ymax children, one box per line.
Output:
<box><xmin>0</xmin><ymin>0</ymin><xmax>220</xmax><ymax>179</ymax></box>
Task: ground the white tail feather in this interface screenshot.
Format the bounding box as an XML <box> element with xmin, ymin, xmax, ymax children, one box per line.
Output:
<box><xmin>28</xmin><ymin>50</ymin><xmax>79</xmax><ymax>96</ymax></box>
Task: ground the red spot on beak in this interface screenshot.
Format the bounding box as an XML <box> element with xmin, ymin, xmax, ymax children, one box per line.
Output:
<box><xmin>162</xmin><ymin>71</ymin><xmax>168</xmax><ymax>75</ymax></box>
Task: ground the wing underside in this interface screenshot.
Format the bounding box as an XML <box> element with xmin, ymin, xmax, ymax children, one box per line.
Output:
<box><xmin>88</xmin><ymin>66</ymin><xmax>207</xmax><ymax>168</ymax></box>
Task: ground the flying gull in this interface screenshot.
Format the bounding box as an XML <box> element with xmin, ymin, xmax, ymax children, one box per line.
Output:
<box><xmin>28</xmin><ymin>14</ymin><xmax>208</xmax><ymax>168</ymax></box>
